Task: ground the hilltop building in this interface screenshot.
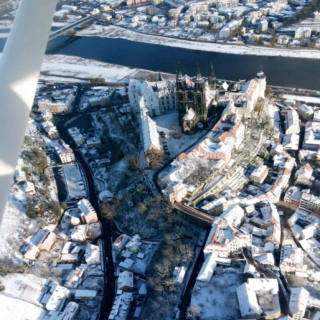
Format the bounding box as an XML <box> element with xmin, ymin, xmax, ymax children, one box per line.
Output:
<box><xmin>128</xmin><ymin>77</ymin><xmax>176</xmax><ymax>116</ymax></box>
<box><xmin>176</xmin><ymin>64</ymin><xmax>217</xmax><ymax>134</ymax></box>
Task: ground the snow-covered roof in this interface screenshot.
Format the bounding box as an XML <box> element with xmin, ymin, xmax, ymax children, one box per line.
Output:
<box><xmin>46</xmin><ymin>284</ymin><xmax>70</xmax><ymax>311</ymax></box>
<box><xmin>85</xmin><ymin>244</ymin><xmax>101</xmax><ymax>265</ymax></box>
<box><xmin>78</xmin><ymin>199</ymin><xmax>96</xmax><ymax>219</ymax></box>
<box><xmin>173</xmin><ymin>266</ymin><xmax>186</xmax><ymax>284</ymax></box>
<box><xmin>282</xmin><ymin>134</ymin><xmax>300</xmax><ymax>151</ymax></box>
<box><xmin>237</xmin><ymin>278</ymin><xmax>279</xmax><ymax>318</ymax></box>
<box><xmin>237</xmin><ymin>282</ymin><xmax>261</xmax><ymax>317</ymax></box>
<box><xmin>183</xmin><ymin>108</ymin><xmax>196</xmax><ymax>121</ymax></box>
<box><xmin>289</xmin><ymin>287</ymin><xmax>309</xmax><ymax>316</ymax></box>
<box><xmin>219</xmin><ymin>204</ymin><xmax>244</xmax><ymax>227</ymax></box>
<box><xmin>58</xmin><ymin>302</ymin><xmax>79</xmax><ymax>320</ymax></box>
<box><xmin>197</xmin><ymin>253</ymin><xmax>217</xmax><ymax>282</ymax></box>
<box><xmin>118</xmin><ymin>270</ymin><xmax>134</xmax><ymax>289</ymax></box>
<box><xmin>141</xmin><ymin>115</ymin><xmax>160</xmax><ymax>152</ymax></box>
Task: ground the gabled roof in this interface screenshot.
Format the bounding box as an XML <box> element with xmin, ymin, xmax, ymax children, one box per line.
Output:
<box><xmin>141</xmin><ymin>115</ymin><xmax>160</xmax><ymax>152</ymax></box>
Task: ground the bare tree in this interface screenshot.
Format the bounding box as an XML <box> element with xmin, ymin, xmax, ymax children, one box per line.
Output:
<box><xmin>186</xmin><ymin>305</ymin><xmax>200</xmax><ymax>319</ymax></box>
<box><xmin>100</xmin><ymin>201</ymin><xmax>116</xmax><ymax>220</ymax></box>
<box><xmin>171</xmin><ymin>125</ymin><xmax>182</xmax><ymax>139</ymax></box>
<box><xmin>127</xmin><ymin>154</ymin><xmax>141</xmax><ymax>171</ymax></box>
<box><xmin>146</xmin><ymin>149</ymin><xmax>165</xmax><ymax>168</ymax></box>
<box><xmin>138</xmin><ymin>202</ymin><xmax>147</xmax><ymax>213</ymax></box>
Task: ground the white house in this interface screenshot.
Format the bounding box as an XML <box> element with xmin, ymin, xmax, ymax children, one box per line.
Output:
<box><xmin>128</xmin><ymin>79</ymin><xmax>175</xmax><ymax>116</ymax></box>
<box><xmin>282</xmin><ymin>109</ymin><xmax>300</xmax><ymax>135</ymax></box>
<box><xmin>289</xmin><ymin>287</ymin><xmax>309</xmax><ymax>320</ymax></box>
<box><xmin>141</xmin><ymin>115</ymin><xmax>161</xmax><ymax>153</ymax></box>
<box><xmin>68</xmin><ymin>127</ymin><xmax>84</xmax><ymax>146</ymax></box>
<box><xmin>52</xmin><ymin>139</ymin><xmax>75</xmax><ymax>164</ymax></box>
<box><xmin>237</xmin><ymin>278</ymin><xmax>281</xmax><ymax>319</ymax></box>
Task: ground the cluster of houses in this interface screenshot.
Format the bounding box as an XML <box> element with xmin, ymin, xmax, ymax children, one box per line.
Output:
<box><xmin>192</xmin><ymin>192</ymin><xmax>320</xmax><ymax>319</ymax></box>
<box><xmin>86</xmin><ymin>0</ymin><xmax>320</xmax><ymax>47</ymax></box>
<box><xmin>14</xmin><ymin>158</ymin><xmax>36</xmax><ymax>196</ymax></box>
<box><xmin>275</xmin><ymin>99</ymin><xmax>320</xmax><ymax>159</ymax></box>
<box><xmin>79</xmin><ymin>87</ymin><xmax>112</xmax><ymax>111</ymax></box>
<box><xmin>36</xmin><ymin>86</ymin><xmax>77</xmax><ymax>114</ymax></box>
<box><xmin>109</xmin><ymin>233</ymin><xmax>159</xmax><ymax>319</ymax></box>
<box><xmin>19</xmin><ymin>198</ymin><xmax>104</xmax><ymax>319</ymax></box>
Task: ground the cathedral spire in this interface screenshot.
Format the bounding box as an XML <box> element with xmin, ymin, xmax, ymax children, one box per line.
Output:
<box><xmin>177</xmin><ymin>62</ymin><xmax>184</xmax><ymax>80</ymax></box>
<box><xmin>208</xmin><ymin>61</ymin><xmax>216</xmax><ymax>90</ymax></box>
<box><xmin>196</xmin><ymin>63</ymin><xmax>203</xmax><ymax>81</ymax></box>
<box><xmin>210</xmin><ymin>62</ymin><xmax>215</xmax><ymax>78</ymax></box>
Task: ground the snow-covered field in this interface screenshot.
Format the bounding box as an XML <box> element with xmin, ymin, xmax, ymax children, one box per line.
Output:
<box><xmin>155</xmin><ymin>112</ymin><xmax>206</xmax><ymax>158</ymax></box>
<box><xmin>0</xmin><ymin>188</ymin><xmax>35</xmax><ymax>263</ymax></box>
<box><xmin>282</xmin><ymin>94</ymin><xmax>320</xmax><ymax>104</ymax></box>
<box><xmin>191</xmin><ymin>268</ymin><xmax>242</xmax><ymax>319</ymax></box>
<box><xmin>40</xmin><ymin>55</ymin><xmax>139</xmax><ymax>82</ymax></box>
<box><xmin>76</xmin><ymin>25</ymin><xmax>320</xmax><ymax>59</ymax></box>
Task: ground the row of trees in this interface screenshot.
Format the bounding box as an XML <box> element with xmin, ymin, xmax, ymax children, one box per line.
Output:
<box><xmin>26</xmin><ymin>198</ymin><xmax>65</xmax><ymax>220</ymax></box>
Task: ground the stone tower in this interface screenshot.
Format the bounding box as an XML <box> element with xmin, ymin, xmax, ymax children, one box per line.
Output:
<box><xmin>193</xmin><ymin>66</ymin><xmax>207</xmax><ymax>124</ymax></box>
<box><xmin>256</xmin><ymin>66</ymin><xmax>266</xmax><ymax>99</ymax></box>
<box><xmin>175</xmin><ymin>65</ymin><xmax>210</xmax><ymax>134</ymax></box>
<box><xmin>208</xmin><ymin>62</ymin><xmax>216</xmax><ymax>90</ymax></box>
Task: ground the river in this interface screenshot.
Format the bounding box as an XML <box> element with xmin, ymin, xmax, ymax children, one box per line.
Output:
<box><xmin>0</xmin><ymin>34</ymin><xmax>319</xmax><ymax>89</ymax></box>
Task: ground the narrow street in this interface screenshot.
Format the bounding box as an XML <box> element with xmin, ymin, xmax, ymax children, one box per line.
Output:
<box><xmin>56</xmin><ymin>108</ymin><xmax>115</xmax><ymax>319</ymax></box>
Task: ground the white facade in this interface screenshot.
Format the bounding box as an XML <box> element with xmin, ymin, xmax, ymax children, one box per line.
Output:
<box><xmin>42</xmin><ymin>120</ymin><xmax>60</xmax><ymax>139</ymax></box>
<box><xmin>282</xmin><ymin>109</ymin><xmax>300</xmax><ymax>135</ymax></box>
<box><xmin>68</xmin><ymin>127</ymin><xmax>85</xmax><ymax>146</ymax></box>
<box><xmin>298</xmin><ymin>104</ymin><xmax>314</xmax><ymax>120</ymax></box>
<box><xmin>258</xmin><ymin>19</ymin><xmax>268</xmax><ymax>32</ymax></box>
<box><xmin>204</xmin><ymin>217</ymin><xmax>251</xmax><ymax>258</ymax></box>
<box><xmin>237</xmin><ymin>279</ymin><xmax>281</xmax><ymax>319</ymax></box>
<box><xmin>216</xmin><ymin>0</ymin><xmax>239</xmax><ymax>9</ymax></box>
<box><xmin>52</xmin><ymin>139</ymin><xmax>75</xmax><ymax>164</ymax></box>
<box><xmin>219</xmin><ymin>205</ymin><xmax>244</xmax><ymax>227</ymax></box>
<box><xmin>41</xmin><ymin>110</ymin><xmax>53</xmax><ymax>121</ymax></box>
<box><xmin>141</xmin><ymin>115</ymin><xmax>161</xmax><ymax>153</ymax></box>
<box><xmin>295</xmin><ymin>27</ymin><xmax>312</xmax><ymax>39</ymax></box>
<box><xmin>78</xmin><ymin>199</ymin><xmax>98</xmax><ymax>224</ymax></box>
<box><xmin>280</xmin><ymin>245</ymin><xmax>304</xmax><ymax>272</ymax></box>
<box><xmin>303</xmin><ymin>121</ymin><xmax>320</xmax><ymax>150</ymax></box>
<box><xmin>255</xmin><ymin>70</ymin><xmax>266</xmax><ymax>99</ymax></box>
<box><xmin>128</xmin><ymin>79</ymin><xmax>175</xmax><ymax>116</ymax></box>
<box><xmin>278</xmin><ymin>35</ymin><xmax>290</xmax><ymax>44</ymax></box>
<box><xmin>38</xmin><ymin>95</ymin><xmax>74</xmax><ymax>113</ymax></box>
<box><xmin>289</xmin><ymin>287</ymin><xmax>309</xmax><ymax>320</ymax></box>
<box><xmin>219</xmin><ymin>26</ymin><xmax>230</xmax><ymax>38</ymax></box>
<box><xmin>250</xmin><ymin>165</ymin><xmax>269</xmax><ymax>184</ymax></box>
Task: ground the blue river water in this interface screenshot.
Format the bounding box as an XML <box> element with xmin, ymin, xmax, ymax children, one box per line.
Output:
<box><xmin>0</xmin><ymin>34</ymin><xmax>319</xmax><ymax>89</ymax></box>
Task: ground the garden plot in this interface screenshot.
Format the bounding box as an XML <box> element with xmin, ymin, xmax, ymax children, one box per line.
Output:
<box><xmin>191</xmin><ymin>268</ymin><xmax>243</xmax><ymax>319</ymax></box>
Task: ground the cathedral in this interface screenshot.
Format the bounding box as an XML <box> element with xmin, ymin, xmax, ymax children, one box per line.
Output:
<box><xmin>176</xmin><ymin>63</ymin><xmax>217</xmax><ymax>134</ymax></box>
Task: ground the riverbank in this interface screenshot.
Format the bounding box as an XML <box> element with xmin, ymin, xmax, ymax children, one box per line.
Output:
<box><xmin>75</xmin><ymin>25</ymin><xmax>320</xmax><ymax>60</ymax></box>
<box><xmin>39</xmin><ymin>54</ymin><xmax>167</xmax><ymax>83</ymax></box>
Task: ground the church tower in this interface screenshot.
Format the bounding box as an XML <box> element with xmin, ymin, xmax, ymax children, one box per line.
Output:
<box><xmin>194</xmin><ymin>66</ymin><xmax>207</xmax><ymax>124</ymax></box>
<box><xmin>256</xmin><ymin>66</ymin><xmax>266</xmax><ymax>99</ymax></box>
<box><xmin>208</xmin><ymin>62</ymin><xmax>216</xmax><ymax>90</ymax></box>
<box><xmin>176</xmin><ymin>66</ymin><xmax>188</xmax><ymax>126</ymax></box>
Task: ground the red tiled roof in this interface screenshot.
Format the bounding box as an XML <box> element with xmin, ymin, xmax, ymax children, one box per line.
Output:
<box><xmin>178</xmin><ymin>153</ymin><xmax>189</xmax><ymax>162</ymax></box>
